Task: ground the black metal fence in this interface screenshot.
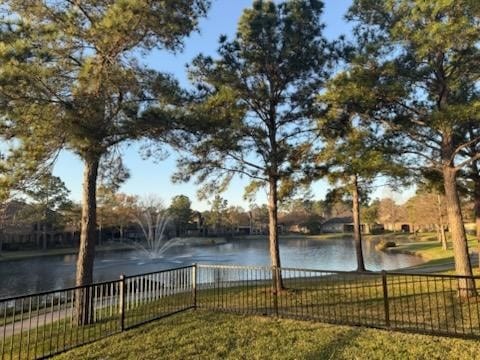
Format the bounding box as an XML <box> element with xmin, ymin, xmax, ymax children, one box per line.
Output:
<box><xmin>1</xmin><ymin>264</ymin><xmax>480</xmax><ymax>359</ymax></box>
<box><xmin>197</xmin><ymin>265</ymin><xmax>480</xmax><ymax>339</ymax></box>
<box><xmin>0</xmin><ymin>265</ymin><xmax>195</xmax><ymax>360</ymax></box>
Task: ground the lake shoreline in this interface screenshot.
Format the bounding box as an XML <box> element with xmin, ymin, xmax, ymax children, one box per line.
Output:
<box><xmin>0</xmin><ymin>243</ymin><xmax>135</xmax><ymax>262</ymax></box>
<box><xmin>0</xmin><ymin>232</ymin><xmax>414</xmax><ymax>263</ymax></box>
<box><xmin>0</xmin><ymin>234</ymin><xmax>425</xmax><ymax>298</ymax></box>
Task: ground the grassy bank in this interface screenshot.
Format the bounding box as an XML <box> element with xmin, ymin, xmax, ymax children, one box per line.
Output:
<box><xmin>238</xmin><ymin>233</ymin><xmax>352</xmax><ymax>242</ymax></box>
<box><xmin>380</xmin><ymin>232</ymin><xmax>479</xmax><ymax>273</ymax></box>
<box><xmin>396</xmin><ymin>237</ymin><xmax>477</xmax><ymax>262</ymax></box>
<box><xmin>54</xmin><ymin>310</ymin><xmax>480</xmax><ymax>360</ymax></box>
<box><xmin>0</xmin><ymin>243</ymin><xmax>133</xmax><ymax>262</ymax></box>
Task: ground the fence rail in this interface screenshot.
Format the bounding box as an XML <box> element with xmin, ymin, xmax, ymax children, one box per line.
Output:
<box><xmin>0</xmin><ymin>265</ymin><xmax>195</xmax><ymax>360</ymax></box>
<box><xmin>1</xmin><ymin>264</ymin><xmax>480</xmax><ymax>359</ymax></box>
<box><xmin>196</xmin><ymin>265</ymin><xmax>480</xmax><ymax>339</ymax></box>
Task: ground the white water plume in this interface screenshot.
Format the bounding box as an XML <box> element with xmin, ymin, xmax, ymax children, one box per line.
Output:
<box><xmin>133</xmin><ymin>209</ymin><xmax>178</xmax><ymax>259</ymax></box>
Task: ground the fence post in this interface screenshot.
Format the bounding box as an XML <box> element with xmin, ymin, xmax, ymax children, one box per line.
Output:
<box><xmin>192</xmin><ymin>264</ymin><xmax>197</xmax><ymax>309</ymax></box>
<box><xmin>381</xmin><ymin>270</ymin><xmax>390</xmax><ymax>328</ymax></box>
<box><xmin>272</xmin><ymin>266</ymin><xmax>279</xmax><ymax>317</ymax></box>
<box><xmin>119</xmin><ymin>274</ymin><xmax>126</xmax><ymax>331</ymax></box>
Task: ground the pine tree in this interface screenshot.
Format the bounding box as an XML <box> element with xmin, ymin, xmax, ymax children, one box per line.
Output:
<box><xmin>22</xmin><ymin>173</ymin><xmax>71</xmax><ymax>250</ymax></box>
<box><xmin>0</xmin><ymin>0</ymin><xmax>210</xmax><ymax>323</ymax></box>
<box><xmin>174</xmin><ymin>0</ymin><xmax>333</xmax><ymax>292</ymax></box>
<box><xmin>316</xmin><ymin>67</ymin><xmax>408</xmax><ymax>271</ymax></box>
<box><xmin>168</xmin><ymin>195</ymin><xmax>193</xmax><ymax>237</ymax></box>
<box><xmin>347</xmin><ymin>0</ymin><xmax>480</xmax><ymax>296</ymax></box>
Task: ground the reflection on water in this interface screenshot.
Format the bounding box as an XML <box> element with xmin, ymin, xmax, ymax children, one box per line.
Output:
<box><xmin>0</xmin><ymin>237</ymin><xmax>423</xmax><ymax>298</ymax></box>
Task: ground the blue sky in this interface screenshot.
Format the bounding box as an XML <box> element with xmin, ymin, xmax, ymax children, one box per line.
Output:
<box><xmin>52</xmin><ymin>0</ymin><xmax>411</xmax><ymax>211</ymax></box>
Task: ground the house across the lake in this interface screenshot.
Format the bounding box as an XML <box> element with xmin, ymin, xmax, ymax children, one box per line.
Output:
<box><xmin>321</xmin><ymin>216</ymin><xmax>357</xmax><ymax>233</ymax></box>
<box><xmin>320</xmin><ymin>216</ymin><xmax>384</xmax><ymax>234</ymax></box>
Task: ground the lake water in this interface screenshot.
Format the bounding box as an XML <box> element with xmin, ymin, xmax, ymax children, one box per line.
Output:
<box><xmin>0</xmin><ymin>237</ymin><xmax>423</xmax><ymax>298</ymax></box>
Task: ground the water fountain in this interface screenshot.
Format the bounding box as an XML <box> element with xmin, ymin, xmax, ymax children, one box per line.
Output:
<box><xmin>132</xmin><ymin>208</ymin><xmax>179</xmax><ymax>259</ymax></box>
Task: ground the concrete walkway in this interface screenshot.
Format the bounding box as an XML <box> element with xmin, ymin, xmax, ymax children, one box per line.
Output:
<box><xmin>0</xmin><ymin>308</ymin><xmax>72</xmax><ymax>339</ymax></box>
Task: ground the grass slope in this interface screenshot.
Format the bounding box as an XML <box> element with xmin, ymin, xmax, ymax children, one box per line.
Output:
<box><xmin>54</xmin><ymin>310</ymin><xmax>480</xmax><ymax>360</ymax></box>
<box><xmin>379</xmin><ymin>232</ymin><xmax>479</xmax><ymax>273</ymax></box>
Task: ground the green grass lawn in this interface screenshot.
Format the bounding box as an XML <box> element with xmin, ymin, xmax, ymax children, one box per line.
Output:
<box><xmin>378</xmin><ymin>232</ymin><xmax>479</xmax><ymax>273</ymax></box>
<box><xmin>390</xmin><ymin>232</ymin><xmax>476</xmax><ymax>259</ymax></box>
<box><xmin>53</xmin><ymin>310</ymin><xmax>480</xmax><ymax>360</ymax></box>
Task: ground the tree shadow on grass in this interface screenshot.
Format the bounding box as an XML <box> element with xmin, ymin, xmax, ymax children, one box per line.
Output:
<box><xmin>304</xmin><ymin>327</ymin><xmax>363</xmax><ymax>360</ymax></box>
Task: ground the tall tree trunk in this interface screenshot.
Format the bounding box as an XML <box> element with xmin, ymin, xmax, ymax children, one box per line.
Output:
<box><xmin>441</xmin><ymin>225</ymin><xmax>447</xmax><ymax>250</ymax></box>
<box><xmin>436</xmin><ymin>194</ymin><xmax>447</xmax><ymax>250</ymax></box>
<box><xmin>364</xmin><ymin>223</ymin><xmax>371</xmax><ymax>235</ymax></box>
<box><xmin>351</xmin><ymin>174</ymin><xmax>366</xmax><ymax>272</ymax></box>
<box><xmin>75</xmin><ymin>155</ymin><xmax>100</xmax><ymax>325</ymax></box>
<box><xmin>98</xmin><ymin>222</ymin><xmax>102</xmax><ymax>246</ymax></box>
<box><xmin>42</xmin><ymin>224</ymin><xmax>48</xmax><ymax>250</ymax></box>
<box><xmin>475</xmin><ymin>183</ymin><xmax>480</xmax><ymax>269</ymax></box>
<box><xmin>391</xmin><ymin>205</ymin><xmax>396</xmax><ymax>233</ymax></box>
<box><xmin>35</xmin><ymin>222</ymin><xmax>41</xmax><ymax>248</ymax></box>
<box><xmin>268</xmin><ymin>176</ymin><xmax>283</xmax><ymax>293</ymax></box>
<box><xmin>443</xmin><ymin>166</ymin><xmax>475</xmax><ymax>297</ymax></box>
<box><xmin>435</xmin><ymin>224</ymin><xmax>447</xmax><ymax>250</ymax></box>
<box><xmin>465</xmin><ymin>129</ymin><xmax>480</xmax><ymax>269</ymax></box>
<box><xmin>471</xmin><ymin>164</ymin><xmax>480</xmax><ymax>269</ymax></box>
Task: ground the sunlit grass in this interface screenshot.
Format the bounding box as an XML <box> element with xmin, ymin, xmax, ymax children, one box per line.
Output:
<box><xmin>196</xmin><ymin>273</ymin><xmax>480</xmax><ymax>336</ymax></box>
<box><xmin>380</xmin><ymin>232</ymin><xmax>479</xmax><ymax>274</ymax></box>
<box><xmin>3</xmin><ymin>270</ymin><xmax>480</xmax><ymax>359</ymax></box>
<box><xmin>53</xmin><ymin>310</ymin><xmax>480</xmax><ymax>360</ymax></box>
